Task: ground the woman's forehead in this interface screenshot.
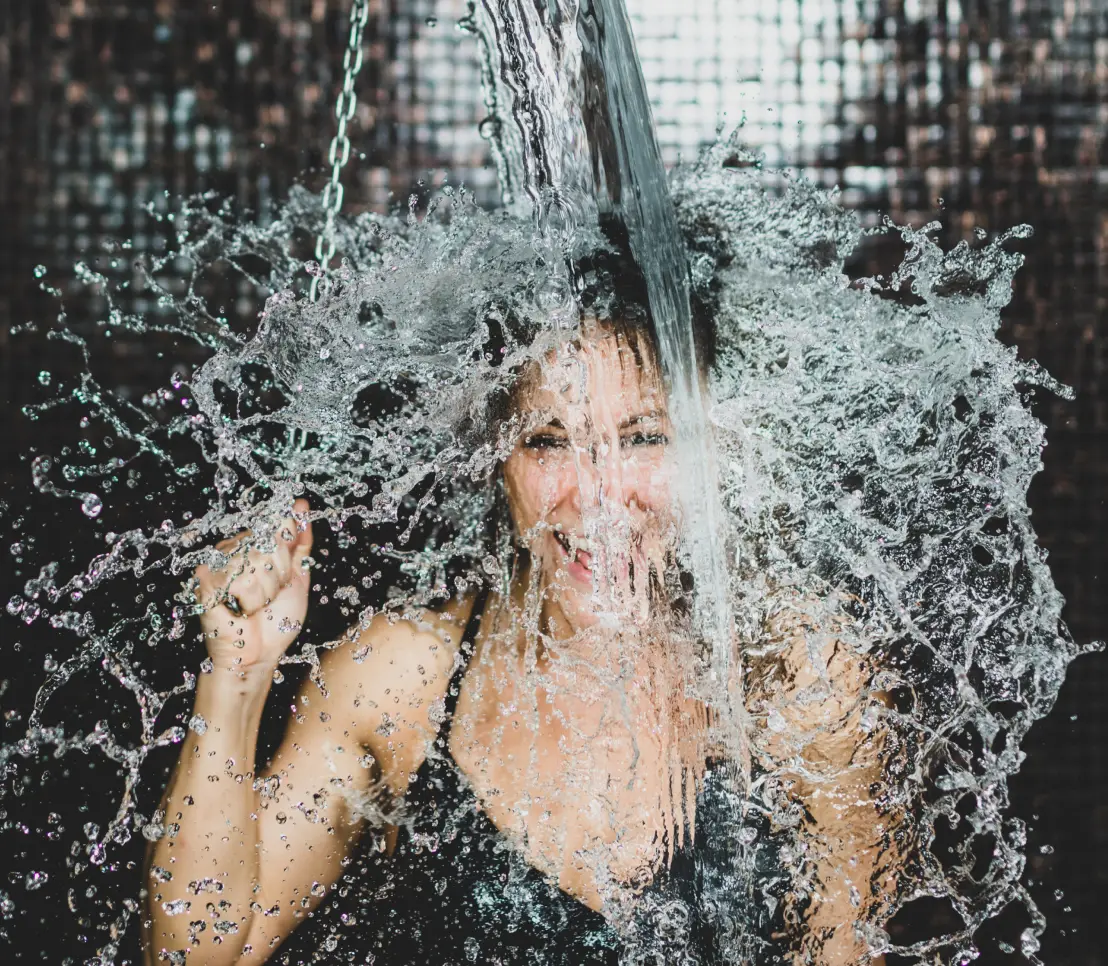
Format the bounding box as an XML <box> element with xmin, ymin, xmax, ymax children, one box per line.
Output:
<box><xmin>517</xmin><ymin>330</ymin><xmax>665</xmax><ymax>416</ymax></box>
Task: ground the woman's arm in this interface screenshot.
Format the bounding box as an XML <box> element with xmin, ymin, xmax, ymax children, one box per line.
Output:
<box><xmin>143</xmin><ymin>637</ymin><xmax>380</xmax><ymax>965</ymax></box>
<box><xmin>143</xmin><ymin>506</ymin><xmax>317</xmax><ymax>966</ymax></box>
<box><xmin>143</xmin><ymin>610</ymin><xmax>459</xmax><ymax>966</ymax></box>
<box><xmin>142</xmin><ymin>491</ymin><xmax>464</xmax><ymax>966</ymax></box>
<box><xmin>750</xmin><ymin>618</ymin><xmax>899</xmax><ymax>966</ymax></box>
<box><xmin>234</xmin><ymin>611</ymin><xmax>462</xmax><ymax>962</ymax></box>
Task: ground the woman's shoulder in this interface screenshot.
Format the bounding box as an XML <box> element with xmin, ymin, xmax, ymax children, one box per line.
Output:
<box><xmin>326</xmin><ymin>592</ymin><xmax>483</xmax><ymax>697</ymax></box>
<box><xmin>312</xmin><ymin>593</ymin><xmax>485</xmax><ymax>786</ymax></box>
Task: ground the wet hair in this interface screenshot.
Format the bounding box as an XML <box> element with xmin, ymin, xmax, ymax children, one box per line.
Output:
<box><xmin>480</xmin><ymin>216</ymin><xmax>717</xmax><ymax>371</ymax></box>
<box><xmin>571</xmin><ymin>215</ymin><xmax>718</xmax><ymax>376</ymax></box>
<box><xmin>478</xmin><ymin>214</ymin><xmax>719</xmax><ymax>438</ymax></box>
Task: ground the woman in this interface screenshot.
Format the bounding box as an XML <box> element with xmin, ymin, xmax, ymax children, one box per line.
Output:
<box><xmin>142</xmin><ymin>244</ymin><xmax>895</xmax><ymax>966</ymax></box>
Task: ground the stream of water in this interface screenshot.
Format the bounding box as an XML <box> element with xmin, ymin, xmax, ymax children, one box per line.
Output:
<box><xmin>472</xmin><ymin>0</ymin><xmax>734</xmax><ymax>710</ymax></box>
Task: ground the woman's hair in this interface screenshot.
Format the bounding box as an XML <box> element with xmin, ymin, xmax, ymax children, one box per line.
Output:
<box><xmin>480</xmin><ymin>214</ymin><xmax>719</xmax><ymax>437</ymax></box>
<box><xmin>570</xmin><ymin>215</ymin><xmax>718</xmax><ymax>376</ymax></box>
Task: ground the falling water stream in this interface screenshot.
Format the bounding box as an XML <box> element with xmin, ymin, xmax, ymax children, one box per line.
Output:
<box><xmin>472</xmin><ymin>0</ymin><xmax>733</xmax><ymax>690</ymax></box>
<box><xmin>1</xmin><ymin>1</ymin><xmax>1102</xmax><ymax>964</ymax></box>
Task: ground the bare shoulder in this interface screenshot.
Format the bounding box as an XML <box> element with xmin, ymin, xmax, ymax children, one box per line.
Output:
<box><xmin>310</xmin><ymin>594</ymin><xmax>480</xmax><ymax>791</ymax></box>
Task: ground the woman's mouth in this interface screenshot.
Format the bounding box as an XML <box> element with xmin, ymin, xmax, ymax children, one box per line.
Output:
<box><xmin>553</xmin><ymin>529</ymin><xmax>593</xmax><ymax>581</ymax></box>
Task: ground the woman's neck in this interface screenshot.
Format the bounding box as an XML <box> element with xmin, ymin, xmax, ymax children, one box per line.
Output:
<box><xmin>473</xmin><ymin>569</ymin><xmax>714</xmax><ymax>855</ymax></box>
<box><xmin>493</xmin><ymin>565</ymin><xmax>704</xmax><ymax>741</ymax></box>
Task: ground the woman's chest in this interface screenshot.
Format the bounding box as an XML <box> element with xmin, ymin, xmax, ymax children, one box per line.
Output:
<box><xmin>446</xmin><ymin>697</ymin><xmax>680</xmax><ymax>909</ymax></box>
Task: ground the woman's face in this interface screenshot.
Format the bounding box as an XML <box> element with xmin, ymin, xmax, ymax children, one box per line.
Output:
<box><xmin>502</xmin><ymin>328</ymin><xmax>677</xmax><ymax>634</ymax></box>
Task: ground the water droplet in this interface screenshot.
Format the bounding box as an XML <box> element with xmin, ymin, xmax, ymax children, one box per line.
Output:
<box><xmin>534</xmin><ymin>275</ymin><xmax>574</xmax><ymax>316</ymax></box>
<box><xmin>188</xmin><ymin>877</ymin><xmax>223</xmax><ymax>895</ymax></box>
<box><xmin>81</xmin><ymin>494</ymin><xmax>103</xmax><ymax>518</ymax></box>
<box><xmin>253</xmin><ymin>775</ymin><xmax>280</xmax><ymax>799</ymax></box>
<box><xmin>277</xmin><ymin>616</ymin><xmax>302</xmax><ymax>635</ymax></box>
<box><xmin>859</xmin><ymin>705</ymin><xmax>879</xmax><ymax>732</ymax></box>
<box><xmin>37</xmin><ymin>371</ymin><xmax>51</xmax><ymax>386</ymax></box>
<box><xmin>32</xmin><ymin>265</ymin><xmax>46</xmax><ymax>279</ymax></box>
<box><xmin>214</xmin><ymin>466</ymin><xmax>236</xmax><ymax>494</ymax></box>
<box><xmin>188</xmin><ymin>714</ymin><xmax>208</xmax><ymax>735</ymax></box>
<box><xmin>478</xmin><ymin>116</ymin><xmax>502</xmax><ymax>141</ymax></box>
<box><xmin>427</xmin><ymin>696</ymin><xmax>447</xmax><ymax>725</ymax></box>
<box><xmin>24</xmin><ymin>871</ymin><xmax>48</xmax><ymax>891</ymax></box>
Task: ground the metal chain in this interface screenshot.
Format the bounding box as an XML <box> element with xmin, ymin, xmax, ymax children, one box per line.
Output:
<box><xmin>292</xmin><ymin>0</ymin><xmax>370</xmax><ymax>453</ymax></box>
<box><xmin>310</xmin><ymin>0</ymin><xmax>371</xmax><ymax>302</ymax></box>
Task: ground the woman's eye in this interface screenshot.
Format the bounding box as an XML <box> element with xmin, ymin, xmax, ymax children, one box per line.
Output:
<box><xmin>524</xmin><ymin>433</ymin><xmax>568</xmax><ymax>450</ymax></box>
<box><xmin>622</xmin><ymin>431</ymin><xmax>668</xmax><ymax>448</ymax></box>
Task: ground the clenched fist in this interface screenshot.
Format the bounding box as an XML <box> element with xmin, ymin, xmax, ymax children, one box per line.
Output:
<box><xmin>194</xmin><ymin>498</ymin><xmax>314</xmax><ymax>677</ymax></box>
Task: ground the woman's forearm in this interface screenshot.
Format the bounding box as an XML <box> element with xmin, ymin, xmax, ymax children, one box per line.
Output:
<box><xmin>143</xmin><ymin>666</ymin><xmax>273</xmax><ymax>966</ymax></box>
<box><xmin>793</xmin><ymin>779</ymin><xmax>897</xmax><ymax>966</ymax></box>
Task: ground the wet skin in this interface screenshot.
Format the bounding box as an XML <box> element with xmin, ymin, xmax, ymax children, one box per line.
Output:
<box><xmin>502</xmin><ymin>329</ymin><xmax>678</xmax><ymax>637</ymax></box>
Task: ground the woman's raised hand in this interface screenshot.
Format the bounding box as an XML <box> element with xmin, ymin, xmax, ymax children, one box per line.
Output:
<box><xmin>195</xmin><ymin>497</ymin><xmax>314</xmax><ymax>678</ymax></box>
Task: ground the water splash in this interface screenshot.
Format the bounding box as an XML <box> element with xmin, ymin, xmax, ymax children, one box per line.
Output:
<box><xmin>1</xmin><ymin>142</ymin><xmax>1096</xmax><ymax>962</ymax></box>
<box><xmin>675</xmin><ymin>140</ymin><xmax>1096</xmax><ymax>961</ymax></box>
<box><xmin>1</xmin><ymin>2</ymin><xmax>1100</xmax><ymax>959</ymax></box>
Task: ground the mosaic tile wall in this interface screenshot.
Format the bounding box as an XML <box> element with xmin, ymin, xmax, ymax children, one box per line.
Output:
<box><xmin>0</xmin><ymin>0</ymin><xmax>1104</xmax><ymax>962</ymax></box>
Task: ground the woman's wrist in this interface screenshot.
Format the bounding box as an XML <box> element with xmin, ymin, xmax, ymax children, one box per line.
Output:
<box><xmin>192</xmin><ymin>661</ymin><xmax>274</xmax><ymax>735</ymax></box>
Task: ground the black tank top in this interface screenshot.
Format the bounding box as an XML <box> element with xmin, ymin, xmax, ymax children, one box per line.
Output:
<box><xmin>269</xmin><ymin>589</ymin><xmax>788</xmax><ymax>965</ymax></box>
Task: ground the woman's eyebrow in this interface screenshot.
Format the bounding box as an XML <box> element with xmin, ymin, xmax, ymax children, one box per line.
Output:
<box><xmin>529</xmin><ymin>417</ymin><xmax>567</xmax><ymax>431</ymax></box>
<box><xmin>619</xmin><ymin>411</ymin><xmax>663</xmax><ymax>430</ymax></box>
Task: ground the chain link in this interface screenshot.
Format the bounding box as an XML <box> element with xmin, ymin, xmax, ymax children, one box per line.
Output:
<box><xmin>310</xmin><ymin>0</ymin><xmax>371</xmax><ymax>302</ymax></box>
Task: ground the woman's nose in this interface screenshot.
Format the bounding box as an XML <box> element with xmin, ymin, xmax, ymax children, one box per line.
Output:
<box><xmin>570</xmin><ymin>436</ymin><xmax>632</xmax><ymax>511</ymax></box>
